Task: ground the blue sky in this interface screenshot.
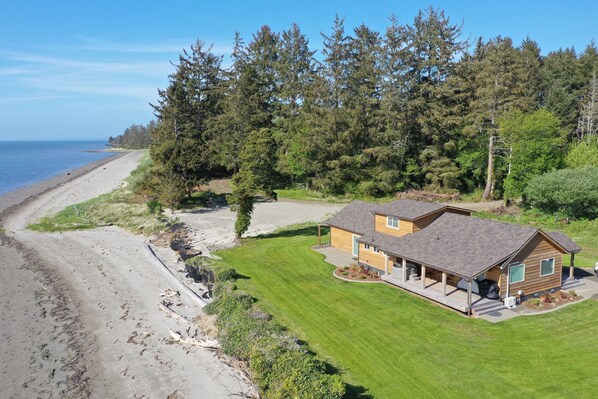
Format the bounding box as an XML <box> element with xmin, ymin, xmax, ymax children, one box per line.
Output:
<box><xmin>0</xmin><ymin>0</ymin><xmax>596</xmax><ymax>141</ymax></box>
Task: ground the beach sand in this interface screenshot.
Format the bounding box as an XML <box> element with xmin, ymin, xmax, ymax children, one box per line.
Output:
<box><xmin>0</xmin><ymin>151</ymin><xmax>344</xmax><ymax>399</ymax></box>
<box><xmin>0</xmin><ymin>152</ymin><xmax>253</xmax><ymax>398</ymax></box>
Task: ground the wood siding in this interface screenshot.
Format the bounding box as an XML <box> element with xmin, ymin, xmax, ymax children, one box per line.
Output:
<box><xmin>413</xmin><ymin>212</ymin><xmax>442</xmax><ymax>231</ymax></box>
<box><xmin>499</xmin><ymin>234</ymin><xmax>563</xmax><ymax>297</ymax></box>
<box><xmin>359</xmin><ymin>243</ymin><xmax>386</xmax><ymax>271</ymax></box>
<box><xmin>330</xmin><ymin>227</ymin><xmax>356</xmax><ymax>254</ymax></box>
<box><xmin>374</xmin><ymin>214</ymin><xmax>414</xmax><ymax>236</ymax></box>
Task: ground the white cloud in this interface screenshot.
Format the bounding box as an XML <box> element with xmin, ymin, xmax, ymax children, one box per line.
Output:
<box><xmin>0</xmin><ymin>94</ymin><xmax>68</xmax><ymax>104</ymax></box>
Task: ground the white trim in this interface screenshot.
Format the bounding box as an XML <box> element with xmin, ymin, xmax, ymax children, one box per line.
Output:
<box><xmin>364</xmin><ymin>243</ymin><xmax>371</xmax><ymax>251</ymax></box>
<box><xmin>373</xmin><ymin>246</ymin><xmax>380</xmax><ymax>254</ymax></box>
<box><xmin>386</xmin><ymin>215</ymin><xmax>400</xmax><ymax>229</ymax></box>
<box><xmin>351</xmin><ymin>234</ymin><xmax>360</xmax><ymax>257</ymax></box>
<box><xmin>509</xmin><ymin>263</ymin><xmax>526</xmax><ymax>284</ymax></box>
<box><xmin>540</xmin><ymin>257</ymin><xmax>555</xmax><ymax>277</ymax></box>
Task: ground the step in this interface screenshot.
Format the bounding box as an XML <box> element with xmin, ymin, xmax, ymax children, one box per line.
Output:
<box><xmin>473</xmin><ymin>303</ymin><xmax>506</xmax><ymax>316</ymax></box>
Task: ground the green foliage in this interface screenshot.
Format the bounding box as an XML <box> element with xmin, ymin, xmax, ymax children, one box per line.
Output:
<box><xmin>108</xmin><ymin>121</ymin><xmax>154</xmax><ymax>149</ymax></box>
<box><xmin>524</xmin><ymin>166</ymin><xmax>598</xmax><ymax>219</ymax></box>
<box><xmin>500</xmin><ymin>109</ymin><xmax>565</xmax><ymax>201</ymax></box>
<box><xmin>28</xmin><ymin>155</ymin><xmax>167</xmax><ymax>234</ymax></box>
<box><xmin>203</xmin><ymin>261</ymin><xmax>345</xmax><ymax>399</ymax></box>
<box><xmin>566</xmin><ymin>137</ymin><xmax>598</xmax><ymax>168</ymax></box>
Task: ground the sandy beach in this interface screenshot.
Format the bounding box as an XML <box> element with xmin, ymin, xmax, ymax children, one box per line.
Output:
<box><xmin>0</xmin><ymin>151</ymin><xmax>343</xmax><ymax>398</ymax></box>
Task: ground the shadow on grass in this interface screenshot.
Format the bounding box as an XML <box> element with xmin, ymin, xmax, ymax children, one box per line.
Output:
<box><xmin>256</xmin><ymin>225</ymin><xmax>320</xmax><ymax>240</ymax></box>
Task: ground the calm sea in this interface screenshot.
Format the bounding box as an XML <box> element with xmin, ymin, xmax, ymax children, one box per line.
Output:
<box><xmin>0</xmin><ymin>140</ymin><xmax>114</xmax><ymax>196</ymax></box>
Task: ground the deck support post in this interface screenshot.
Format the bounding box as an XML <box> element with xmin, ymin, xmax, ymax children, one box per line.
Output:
<box><xmin>569</xmin><ymin>253</ymin><xmax>575</xmax><ymax>280</ymax></box>
<box><xmin>421</xmin><ymin>266</ymin><xmax>426</xmax><ymax>289</ymax></box>
<box><xmin>442</xmin><ymin>272</ymin><xmax>447</xmax><ymax>296</ymax></box>
<box><xmin>467</xmin><ymin>279</ymin><xmax>473</xmax><ymax>317</ymax></box>
<box><xmin>384</xmin><ymin>253</ymin><xmax>389</xmax><ymax>275</ymax></box>
<box><xmin>317</xmin><ymin>224</ymin><xmax>321</xmax><ymax>246</ymax></box>
<box><xmin>402</xmin><ymin>258</ymin><xmax>407</xmax><ymax>282</ymax></box>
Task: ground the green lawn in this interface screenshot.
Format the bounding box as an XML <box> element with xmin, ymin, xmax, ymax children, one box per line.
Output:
<box><xmin>215</xmin><ymin>225</ymin><xmax>598</xmax><ymax>399</ymax></box>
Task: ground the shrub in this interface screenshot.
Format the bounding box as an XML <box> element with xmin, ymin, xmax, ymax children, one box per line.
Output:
<box><xmin>569</xmin><ymin>290</ymin><xmax>578</xmax><ymax>297</ymax></box>
<box><xmin>524</xmin><ymin>166</ymin><xmax>598</xmax><ymax>219</ymax></box>
<box><xmin>566</xmin><ymin>138</ymin><xmax>598</xmax><ymax>168</ymax></box>
<box><xmin>204</xmin><ymin>260</ymin><xmax>346</xmax><ymax>399</ymax></box>
<box><xmin>527</xmin><ymin>298</ymin><xmax>541</xmax><ymax>306</ymax></box>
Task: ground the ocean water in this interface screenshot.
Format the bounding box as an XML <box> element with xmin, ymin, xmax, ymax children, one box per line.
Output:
<box><xmin>0</xmin><ymin>140</ymin><xmax>114</xmax><ymax>196</ymax></box>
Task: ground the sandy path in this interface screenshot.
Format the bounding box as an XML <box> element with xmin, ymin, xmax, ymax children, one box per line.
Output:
<box><xmin>176</xmin><ymin>200</ymin><xmax>345</xmax><ymax>256</ymax></box>
<box><xmin>1</xmin><ymin>151</ymin><xmax>253</xmax><ymax>398</ymax></box>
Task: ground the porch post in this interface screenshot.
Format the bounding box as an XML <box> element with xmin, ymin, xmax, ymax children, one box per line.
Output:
<box><xmin>384</xmin><ymin>253</ymin><xmax>389</xmax><ymax>275</ymax></box>
<box><xmin>402</xmin><ymin>258</ymin><xmax>407</xmax><ymax>282</ymax></box>
<box><xmin>318</xmin><ymin>224</ymin><xmax>321</xmax><ymax>246</ymax></box>
<box><xmin>421</xmin><ymin>265</ymin><xmax>426</xmax><ymax>289</ymax></box>
<box><xmin>569</xmin><ymin>253</ymin><xmax>575</xmax><ymax>280</ymax></box>
<box><xmin>442</xmin><ymin>272</ymin><xmax>447</xmax><ymax>296</ymax></box>
<box><xmin>467</xmin><ymin>279</ymin><xmax>472</xmax><ymax>316</ymax></box>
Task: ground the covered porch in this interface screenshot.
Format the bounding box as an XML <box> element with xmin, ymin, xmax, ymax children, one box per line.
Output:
<box><xmin>381</xmin><ymin>257</ymin><xmax>499</xmax><ymax>314</ymax></box>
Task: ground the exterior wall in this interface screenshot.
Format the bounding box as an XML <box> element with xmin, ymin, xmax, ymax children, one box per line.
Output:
<box><xmin>499</xmin><ymin>234</ymin><xmax>563</xmax><ymax>298</ymax></box>
<box><xmin>444</xmin><ymin>208</ymin><xmax>472</xmax><ymax>217</ymax></box>
<box><xmin>330</xmin><ymin>227</ymin><xmax>356</xmax><ymax>254</ymax></box>
<box><xmin>485</xmin><ymin>266</ymin><xmax>501</xmax><ymax>282</ymax></box>
<box><xmin>374</xmin><ymin>214</ymin><xmax>414</xmax><ymax>237</ymax></box>
<box><xmin>413</xmin><ymin>212</ymin><xmax>442</xmax><ymax>231</ymax></box>
<box><xmin>358</xmin><ymin>243</ymin><xmax>387</xmax><ymax>271</ymax></box>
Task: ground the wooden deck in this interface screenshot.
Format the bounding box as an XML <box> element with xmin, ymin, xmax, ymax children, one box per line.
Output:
<box><xmin>381</xmin><ymin>274</ymin><xmax>499</xmax><ymax>313</ymax></box>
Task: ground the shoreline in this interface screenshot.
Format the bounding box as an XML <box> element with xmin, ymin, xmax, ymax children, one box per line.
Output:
<box><xmin>0</xmin><ymin>151</ymin><xmax>255</xmax><ymax>398</ymax></box>
<box><xmin>0</xmin><ymin>152</ymin><xmax>126</xmax><ymax>220</ymax></box>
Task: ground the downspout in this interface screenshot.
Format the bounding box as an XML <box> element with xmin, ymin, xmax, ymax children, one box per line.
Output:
<box><xmin>506</xmin><ymin>264</ymin><xmax>510</xmax><ymax>299</ymax></box>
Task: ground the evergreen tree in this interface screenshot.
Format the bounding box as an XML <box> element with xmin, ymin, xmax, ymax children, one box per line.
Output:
<box><xmin>229</xmin><ymin>128</ymin><xmax>278</xmax><ymax>238</ymax></box>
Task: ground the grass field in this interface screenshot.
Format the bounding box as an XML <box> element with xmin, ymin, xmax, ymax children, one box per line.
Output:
<box><xmin>215</xmin><ymin>224</ymin><xmax>598</xmax><ymax>399</ymax></box>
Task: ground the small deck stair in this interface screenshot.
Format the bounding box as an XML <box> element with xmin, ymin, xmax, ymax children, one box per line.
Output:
<box><xmin>471</xmin><ymin>299</ymin><xmax>505</xmax><ymax>316</ymax></box>
<box><xmin>561</xmin><ymin>278</ymin><xmax>584</xmax><ymax>291</ymax></box>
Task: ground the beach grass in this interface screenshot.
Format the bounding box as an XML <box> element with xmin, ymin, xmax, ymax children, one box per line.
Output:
<box><xmin>214</xmin><ymin>223</ymin><xmax>598</xmax><ymax>399</ymax></box>
<box><xmin>28</xmin><ymin>154</ymin><xmax>166</xmax><ymax>235</ymax></box>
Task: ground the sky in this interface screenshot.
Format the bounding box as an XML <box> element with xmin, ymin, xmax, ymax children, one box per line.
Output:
<box><xmin>0</xmin><ymin>0</ymin><xmax>596</xmax><ymax>141</ymax></box>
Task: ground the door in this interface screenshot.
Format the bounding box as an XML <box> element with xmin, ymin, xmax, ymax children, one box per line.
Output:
<box><xmin>352</xmin><ymin>235</ymin><xmax>359</xmax><ymax>257</ymax></box>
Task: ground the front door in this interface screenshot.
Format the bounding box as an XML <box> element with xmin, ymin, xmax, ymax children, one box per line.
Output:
<box><xmin>352</xmin><ymin>235</ymin><xmax>359</xmax><ymax>257</ymax></box>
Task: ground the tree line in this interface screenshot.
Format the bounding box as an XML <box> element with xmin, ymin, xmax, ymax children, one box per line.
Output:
<box><xmin>146</xmin><ymin>6</ymin><xmax>598</xmax><ymax>236</ymax></box>
<box><xmin>108</xmin><ymin>121</ymin><xmax>155</xmax><ymax>149</ymax></box>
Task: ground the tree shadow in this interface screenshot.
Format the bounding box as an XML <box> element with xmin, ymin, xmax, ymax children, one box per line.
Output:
<box><xmin>256</xmin><ymin>225</ymin><xmax>318</xmax><ymax>240</ymax></box>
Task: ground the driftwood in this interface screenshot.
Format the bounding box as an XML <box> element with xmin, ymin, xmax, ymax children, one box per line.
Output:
<box><xmin>159</xmin><ymin>288</ymin><xmax>180</xmax><ymax>298</ymax></box>
<box><xmin>168</xmin><ymin>329</ymin><xmax>220</xmax><ymax>349</ymax></box>
<box><xmin>143</xmin><ymin>244</ymin><xmax>207</xmax><ymax>308</ymax></box>
<box><xmin>158</xmin><ymin>302</ymin><xmax>191</xmax><ymax>325</ymax></box>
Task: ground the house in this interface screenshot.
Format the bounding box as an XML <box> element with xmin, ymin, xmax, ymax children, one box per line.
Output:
<box><xmin>320</xmin><ymin>199</ymin><xmax>581</xmax><ymax>314</ymax></box>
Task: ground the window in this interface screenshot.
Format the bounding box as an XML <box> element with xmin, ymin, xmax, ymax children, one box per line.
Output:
<box><xmin>364</xmin><ymin>243</ymin><xmax>371</xmax><ymax>251</ymax></box>
<box><xmin>373</xmin><ymin>246</ymin><xmax>380</xmax><ymax>254</ymax></box>
<box><xmin>387</xmin><ymin>216</ymin><xmax>399</xmax><ymax>229</ymax></box>
<box><xmin>509</xmin><ymin>263</ymin><xmax>525</xmax><ymax>284</ymax></box>
<box><xmin>541</xmin><ymin>258</ymin><xmax>555</xmax><ymax>276</ymax></box>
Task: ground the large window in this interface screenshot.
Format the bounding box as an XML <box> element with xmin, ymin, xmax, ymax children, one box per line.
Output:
<box><xmin>509</xmin><ymin>263</ymin><xmax>525</xmax><ymax>284</ymax></box>
<box><xmin>541</xmin><ymin>258</ymin><xmax>555</xmax><ymax>276</ymax></box>
<box><xmin>387</xmin><ymin>216</ymin><xmax>399</xmax><ymax>229</ymax></box>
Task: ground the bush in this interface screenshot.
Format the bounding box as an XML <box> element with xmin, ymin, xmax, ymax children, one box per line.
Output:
<box><xmin>566</xmin><ymin>138</ymin><xmax>598</xmax><ymax>169</ymax></box>
<box><xmin>204</xmin><ymin>260</ymin><xmax>346</xmax><ymax>399</ymax></box>
<box><xmin>524</xmin><ymin>166</ymin><xmax>598</xmax><ymax>219</ymax></box>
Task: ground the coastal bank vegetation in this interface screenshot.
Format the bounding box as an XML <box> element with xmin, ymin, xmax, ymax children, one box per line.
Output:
<box><xmin>134</xmin><ymin>6</ymin><xmax>598</xmax><ymax>236</ymax></box>
<box><xmin>28</xmin><ymin>154</ymin><xmax>166</xmax><ymax>235</ymax></box>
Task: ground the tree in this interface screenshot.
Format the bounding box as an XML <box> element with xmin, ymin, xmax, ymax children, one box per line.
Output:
<box><xmin>577</xmin><ymin>71</ymin><xmax>598</xmax><ymax>140</ymax></box>
<box><xmin>229</xmin><ymin>129</ymin><xmax>278</xmax><ymax>238</ymax></box>
<box><xmin>500</xmin><ymin>109</ymin><xmax>564</xmax><ymax>201</ymax></box>
<box><xmin>150</xmin><ymin>41</ymin><xmax>223</xmax><ymax>206</ymax></box>
<box><xmin>403</xmin><ymin>7</ymin><xmax>467</xmax><ymax>191</ymax></box>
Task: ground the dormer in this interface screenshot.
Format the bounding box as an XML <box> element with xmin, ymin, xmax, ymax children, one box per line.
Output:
<box><xmin>373</xmin><ymin>199</ymin><xmax>473</xmax><ymax>237</ymax></box>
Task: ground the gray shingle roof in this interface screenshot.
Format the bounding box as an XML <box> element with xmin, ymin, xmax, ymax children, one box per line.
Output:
<box><xmin>359</xmin><ymin>213</ymin><xmax>545</xmax><ymax>278</ymax></box>
<box><xmin>547</xmin><ymin>231</ymin><xmax>581</xmax><ymax>254</ymax></box>
<box><xmin>375</xmin><ymin>199</ymin><xmax>447</xmax><ymax>221</ymax></box>
<box><xmin>323</xmin><ymin>200</ymin><xmax>378</xmax><ymax>235</ymax></box>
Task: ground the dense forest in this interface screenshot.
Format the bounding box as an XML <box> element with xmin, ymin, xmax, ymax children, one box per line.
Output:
<box><xmin>136</xmin><ymin>7</ymin><xmax>598</xmax><ymax>235</ymax></box>
<box><xmin>108</xmin><ymin>122</ymin><xmax>154</xmax><ymax>149</ymax></box>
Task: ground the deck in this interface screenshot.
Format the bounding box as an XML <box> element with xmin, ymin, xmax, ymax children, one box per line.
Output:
<box><xmin>382</xmin><ymin>274</ymin><xmax>499</xmax><ymax>313</ymax></box>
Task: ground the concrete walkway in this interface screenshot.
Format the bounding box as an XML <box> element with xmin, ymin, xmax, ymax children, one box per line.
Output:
<box><xmin>313</xmin><ymin>245</ymin><xmax>357</xmax><ymax>267</ymax></box>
